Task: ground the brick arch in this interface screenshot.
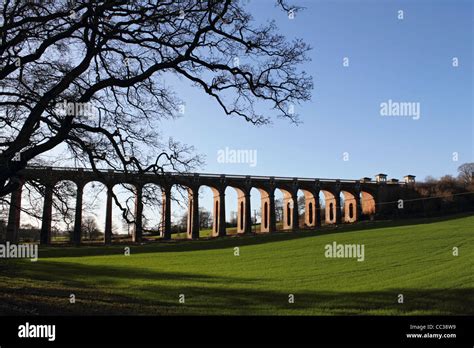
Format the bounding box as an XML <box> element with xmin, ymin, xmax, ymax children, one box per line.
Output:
<box><xmin>360</xmin><ymin>191</ymin><xmax>376</xmax><ymax>218</ymax></box>
<box><xmin>274</xmin><ymin>187</ymin><xmax>297</xmax><ymax>231</ymax></box>
<box><xmin>340</xmin><ymin>190</ymin><xmax>357</xmax><ymax>223</ymax></box>
<box><xmin>298</xmin><ymin>188</ymin><xmax>319</xmax><ymax>229</ymax></box>
<box><xmin>253</xmin><ymin>186</ymin><xmax>276</xmax><ymax>233</ymax></box>
<box><xmin>225</xmin><ymin>186</ymin><xmax>251</xmax><ymax>235</ymax></box>
<box><xmin>320</xmin><ymin>189</ymin><xmax>338</xmax><ymax>224</ymax></box>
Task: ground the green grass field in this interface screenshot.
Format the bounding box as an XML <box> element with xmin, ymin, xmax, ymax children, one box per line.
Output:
<box><xmin>1</xmin><ymin>214</ymin><xmax>473</xmax><ymax>315</ymax></box>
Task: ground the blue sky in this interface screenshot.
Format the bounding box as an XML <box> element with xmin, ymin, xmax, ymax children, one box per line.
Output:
<box><xmin>20</xmin><ymin>0</ymin><xmax>474</xmax><ymax>231</ymax></box>
<box><xmin>160</xmin><ymin>0</ymin><xmax>473</xmax><ymax>181</ymax></box>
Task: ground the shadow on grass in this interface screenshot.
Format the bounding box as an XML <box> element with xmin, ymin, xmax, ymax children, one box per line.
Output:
<box><xmin>0</xmin><ymin>260</ymin><xmax>473</xmax><ymax>316</ymax></box>
<box><xmin>4</xmin><ymin>259</ymin><xmax>260</xmax><ymax>285</ymax></box>
<box><xmin>34</xmin><ymin>212</ymin><xmax>474</xmax><ymax>258</ymax></box>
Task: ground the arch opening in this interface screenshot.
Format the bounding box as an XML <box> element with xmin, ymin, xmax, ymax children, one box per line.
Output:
<box><xmin>264</xmin><ymin>202</ymin><xmax>268</xmax><ymax>229</ymax></box>
<box><xmin>224</xmin><ymin>186</ymin><xmax>244</xmax><ymax>235</ymax></box>
<box><xmin>239</xmin><ymin>201</ymin><xmax>244</xmax><ymax>229</ymax></box>
<box><xmin>341</xmin><ymin>190</ymin><xmax>357</xmax><ymax>223</ymax></box>
<box><xmin>16</xmin><ymin>180</ymin><xmax>45</xmax><ymax>243</ymax></box>
<box><xmin>166</xmin><ymin>184</ymin><xmax>191</xmax><ymax>240</ymax></box>
<box><xmin>256</xmin><ymin>187</ymin><xmax>274</xmax><ymax>233</ymax></box>
<box><xmin>197</xmin><ymin>186</ymin><xmax>216</xmax><ymax>238</ymax></box>
<box><xmin>81</xmin><ymin>181</ymin><xmax>108</xmax><ymax>244</ymax></box>
<box><xmin>360</xmin><ymin>191</ymin><xmax>376</xmax><ymax>220</ymax></box>
<box><xmin>320</xmin><ymin>190</ymin><xmax>337</xmax><ymax>225</ymax></box>
<box><xmin>141</xmin><ymin>183</ymin><xmax>163</xmax><ymax>241</ymax></box>
<box><xmin>49</xmin><ymin>180</ymin><xmax>77</xmax><ymax>244</ymax></box>
<box><xmin>300</xmin><ymin>189</ymin><xmax>318</xmax><ymax>229</ymax></box>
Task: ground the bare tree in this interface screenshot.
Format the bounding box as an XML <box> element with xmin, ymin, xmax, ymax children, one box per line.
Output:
<box><xmin>229</xmin><ymin>210</ymin><xmax>237</xmax><ymax>226</ymax></box>
<box><xmin>178</xmin><ymin>211</ymin><xmax>188</xmax><ymax>231</ymax></box>
<box><xmin>122</xmin><ymin>220</ymin><xmax>130</xmax><ymax>236</ymax></box>
<box><xmin>199</xmin><ymin>207</ymin><xmax>212</xmax><ymax>229</ymax></box>
<box><xmin>297</xmin><ymin>195</ymin><xmax>304</xmax><ymax>215</ymax></box>
<box><xmin>0</xmin><ymin>0</ymin><xmax>312</xmax><ymax>223</ymax></box>
<box><xmin>275</xmin><ymin>198</ymin><xmax>283</xmax><ymax>222</ymax></box>
<box><xmin>457</xmin><ymin>163</ymin><xmax>474</xmax><ymax>185</ymax></box>
<box><xmin>82</xmin><ymin>215</ymin><xmax>101</xmax><ymax>240</ymax></box>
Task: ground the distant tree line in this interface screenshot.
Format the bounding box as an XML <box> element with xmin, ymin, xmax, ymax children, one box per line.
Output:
<box><xmin>409</xmin><ymin>164</ymin><xmax>474</xmax><ymax>217</ymax></box>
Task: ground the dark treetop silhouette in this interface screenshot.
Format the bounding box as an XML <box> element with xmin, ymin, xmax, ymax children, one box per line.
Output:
<box><xmin>0</xmin><ymin>0</ymin><xmax>312</xmax><ymax>200</ymax></box>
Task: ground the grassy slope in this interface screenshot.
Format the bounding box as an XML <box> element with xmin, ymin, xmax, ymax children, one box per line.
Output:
<box><xmin>0</xmin><ymin>215</ymin><xmax>473</xmax><ymax>315</ymax></box>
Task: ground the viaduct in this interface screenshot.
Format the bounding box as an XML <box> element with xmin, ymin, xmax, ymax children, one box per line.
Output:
<box><xmin>4</xmin><ymin>166</ymin><xmax>417</xmax><ymax>245</ymax></box>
